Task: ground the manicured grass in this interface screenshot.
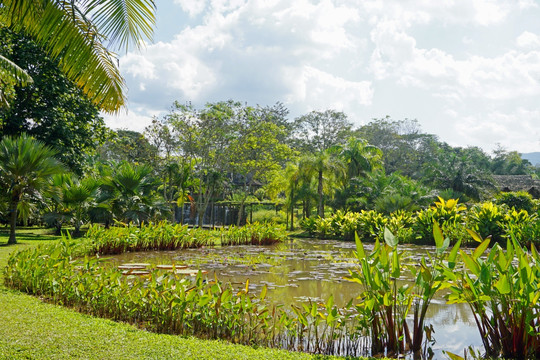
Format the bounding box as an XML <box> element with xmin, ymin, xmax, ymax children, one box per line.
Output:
<box><xmin>0</xmin><ymin>230</ymin><xmax>380</xmax><ymax>360</ymax></box>
<box><xmin>0</xmin><ymin>288</ymin><xmax>315</xmax><ymax>360</ymax></box>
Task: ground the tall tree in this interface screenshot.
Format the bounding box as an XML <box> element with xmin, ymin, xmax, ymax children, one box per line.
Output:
<box><xmin>96</xmin><ymin>130</ymin><xmax>158</xmax><ymax>165</ymax></box>
<box><xmin>302</xmin><ymin>150</ymin><xmax>345</xmax><ymax>218</ymax></box>
<box><xmin>96</xmin><ymin>162</ymin><xmax>162</xmax><ymax>225</ymax></box>
<box><xmin>338</xmin><ymin>137</ymin><xmax>383</xmax><ymax>180</ymax></box>
<box><xmin>293</xmin><ymin>110</ymin><xmax>353</xmax><ymax>153</ymax></box>
<box><xmin>0</xmin><ymin>0</ymin><xmax>156</xmax><ymax>112</ymax></box>
<box><xmin>229</xmin><ymin>106</ymin><xmax>292</xmax><ymax>225</ymax></box>
<box><xmin>168</xmin><ymin>101</ymin><xmax>238</xmax><ymax>226</ymax></box>
<box><xmin>0</xmin><ymin>134</ymin><xmax>63</xmax><ymax>244</ymax></box>
<box><xmin>0</xmin><ymin>30</ymin><xmax>108</xmax><ymax>173</ymax></box>
<box><xmin>492</xmin><ymin>145</ymin><xmax>533</xmax><ymax>175</ymax></box>
<box><xmin>356</xmin><ymin>117</ymin><xmax>439</xmax><ymax>179</ymax></box>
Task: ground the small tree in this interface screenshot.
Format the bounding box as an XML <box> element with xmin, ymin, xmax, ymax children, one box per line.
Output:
<box><xmin>0</xmin><ymin>134</ymin><xmax>63</xmax><ymax>244</ymax></box>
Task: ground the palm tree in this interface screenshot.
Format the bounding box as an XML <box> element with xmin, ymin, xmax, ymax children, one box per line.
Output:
<box><xmin>302</xmin><ymin>150</ymin><xmax>345</xmax><ymax>218</ymax></box>
<box><xmin>0</xmin><ymin>134</ymin><xmax>64</xmax><ymax>244</ymax></box>
<box><xmin>44</xmin><ymin>174</ymin><xmax>99</xmax><ymax>235</ymax></box>
<box><xmin>0</xmin><ymin>0</ymin><xmax>156</xmax><ymax>112</ymax></box>
<box><xmin>338</xmin><ymin>137</ymin><xmax>383</xmax><ymax>180</ymax></box>
<box><xmin>96</xmin><ymin>162</ymin><xmax>162</xmax><ymax>225</ymax></box>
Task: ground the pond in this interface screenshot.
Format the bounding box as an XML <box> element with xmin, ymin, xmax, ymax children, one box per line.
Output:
<box><xmin>108</xmin><ymin>238</ymin><xmax>481</xmax><ymax>357</ymax></box>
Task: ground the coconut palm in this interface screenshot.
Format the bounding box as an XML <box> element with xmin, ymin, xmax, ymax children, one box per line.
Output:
<box><xmin>0</xmin><ymin>0</ymin><xmax>156</xmax><ymax>112</ymax></box>
<box><xmin>338</xmin><ymin>137</ymin><xmax>383</xmax><ymax>180</ymax></box>
<box><xmin>301</xmin><ymin>150</ymin><xmax>346</xmax><ymax>218</ymax></box>
<box><xmin>0</xmin><ymin>134</ymin><xmax>64</xmax><ymax>244</ymax></box>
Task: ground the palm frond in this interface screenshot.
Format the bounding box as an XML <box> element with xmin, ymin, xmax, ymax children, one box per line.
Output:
<box><xmin>0</xmin><ymin>54</ymin><xmax>33</xmax><ymax>106</ymax></box>
<box><xmin>86</xmin><ymin>0</ymin><xmax>156</xmax><ymax>51</ymax></box>
<box><xmin>1</xmin><ymin>0</ymin><xmax>156</xmax><ymax>112</ymax></box>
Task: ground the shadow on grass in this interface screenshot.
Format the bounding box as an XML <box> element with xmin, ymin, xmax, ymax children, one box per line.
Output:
<box><xmin>0</xmin><ymin>227</ymin><xmax>62</xmax><ymax>246</ymax></box>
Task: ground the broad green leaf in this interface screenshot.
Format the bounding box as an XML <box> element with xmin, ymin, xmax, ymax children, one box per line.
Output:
<box><xmin>355</xmin><ymin>232</ymin><xmax>365</xmax><ymax>260</ymax></box>
<box><xmin>479</xmin><ymin>265</ymin><xmax>490</xmax><ymax>284</ymax></box>
<box><xmin>447</xmin><ymin>239</ymin><xmax>461</xmax><ymax>269</ymax></box>
<box><xmin>494</xmin><ymin>274</ymin><xmax>510</xmax><ymax>294</ymax></box>
<box><xmin>260</xmin><ymin>284</ymin><xmax>267</xmax><ymax>300</ymax></box>
<box><xmin>326</xmin><ymin>295</ymin><xmax>334</xmax><ymax>310</ymax></box>
<box><xmin>460</xmin><ymin>250</ymin><xmax>480</xmax><ymax>276</ymax></box>
<box><xmin>433</xmin><ymin>221</ymin><xmax>444</xmax><ymax>250</ymax></box>
<box><xmin>384</xmin><ymin>227</ymin><xmax>398</xmax><ymax>248</ymax></box>
<box><xmin>531</xmin><ymin>242</ymin><xmax>540</xmax><ymax>262</ymax></box>
<box><xmin>466</xmin><ymin>229</ymin><xmax>483</xmax><ymax>243</ymax></box>
<box><xmin>444</xmin><ymin>351</ymin><xmax>465</xmax><ymax>360</ymax></box>
<box><xmin>391</xmin><ymin>249</ymin><xmax>400</xmax><ymax>278</ymax></box>
<box><xmin>473</xmin><ymin>239</ymin><xmax>490</xmax><ymax>260</ymax></box>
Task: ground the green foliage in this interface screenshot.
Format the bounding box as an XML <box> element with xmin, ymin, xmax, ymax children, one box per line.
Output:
<box><xmin>385</xmin><ymin>210</ymin><xmax>414</xmax><ymax>244</ymax></box>
<box><xmin>466</xmin><ymin>202</ymin><xmax>507</xmax><ymax>244</ymax></box>
<box><xmin>347</xmin><ymin>225</ymin><xmax>452</xmax><ymax>358</ymax></box>
<box><xmin>0</xmin><ymin>134</ymin><xmax>64</xmax><ymax>244</ymax></box>
<box><xmin>87</xmin><ymin>221</ymin><xmax>287</xmax><ymax>255</ymax></box>
<box><xmin>412</xmin><ymin>198</ymin><xmax>466</xmax><ymax>244</ymax></box>
<box><xmin>251</xmin><ymin>208</ymin><xmax>286</xmax><ymax>225</ymax></box>
<box><xmin>0</xmin><ymin>30</ymin><xmax>109</xmax><ymax>173</ymax></box>
<box><xmin>495</xmin><ymin>191</ymin><xmax>536</xmax><ymax>213</ymax></box>
<box><xmin>0</xmin><ymin>0</ymin><xmax>156</xmax><ymax>112</ymax></box>
<box><xmin>3</xmin><ymin>231</ymin><xmax>370</xmax><ymax>358</ymax></box>
<box><xmin>447</xmin><ymin>236</ymin><xmax>540</xmax><ymax>358</ymax></box>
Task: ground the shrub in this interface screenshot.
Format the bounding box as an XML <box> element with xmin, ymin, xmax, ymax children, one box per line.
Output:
<box><xmin>412</xmin><ymin>198</ymin><xmax>466</xmax><ymax>245</ymax></box>
<box><xmin>466</xmin><ymin>202</ymin><xmax>507</xmax><ymax>244</ymax></box>
<box><xmin>495</xmin><ymin>191</ymin><xmax>535</xmax><ymax>213</ymax></box>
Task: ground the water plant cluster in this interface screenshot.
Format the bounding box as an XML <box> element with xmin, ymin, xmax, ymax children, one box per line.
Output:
<box><xmin>4</xmin><ymin>221</ymin><xmax>540</xmax><ymax>359</ymax></box>
<box><xmin>87</xmin><ymin>221</ymin><xmax>286</xmax><ymax>255</ymax></box>
<box><xmin>3</xmin><ymin>238</ymin><xmax>370</xmax><ymax>357</ymax></box>
<box><xmin>303</xmin><ymin>197</ymin><xmax>540</xmax><ymax>247</ymax></box>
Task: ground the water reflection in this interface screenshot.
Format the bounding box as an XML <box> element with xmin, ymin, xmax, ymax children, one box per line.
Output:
<box><xmin>108</xmin><ymin>238</ymin><xmax>482</xmax><ymax>356</ymax></box>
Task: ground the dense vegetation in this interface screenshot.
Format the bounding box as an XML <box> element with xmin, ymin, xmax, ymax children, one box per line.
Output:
<box><xmin>2</xmin><ymin>100</ymin><xmax>539</xmax><ymax>243</ymax></box>
<box><xmin>1</xmin><ymin>3</ymin><xmax>540</xmax><ymax>358</ymax></box>
<box><xmin>4</xmin><ymin>223</ymin><xmax>539</xmax><ymax>359</ymax></box>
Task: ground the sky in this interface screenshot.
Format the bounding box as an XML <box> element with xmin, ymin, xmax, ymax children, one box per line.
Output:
<box><xmin>103</xmin><ymin>0</ymin><xmax>540</xmax><ymax>154</ymax></box>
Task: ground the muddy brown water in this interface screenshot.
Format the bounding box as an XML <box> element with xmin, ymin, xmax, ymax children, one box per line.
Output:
<box><xmin>108</xmin><ymin>238</ymin><xmax>481</xmax><ymax>357</ymax></box>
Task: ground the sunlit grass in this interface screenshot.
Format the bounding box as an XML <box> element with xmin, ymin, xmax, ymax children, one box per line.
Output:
<box><xmin>0</xmin><ymin>228</ymin><xmax>380</xmax><ymax>360</ymax></box>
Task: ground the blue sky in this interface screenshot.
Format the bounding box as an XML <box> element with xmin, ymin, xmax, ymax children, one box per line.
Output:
<box><xmin>104</xmin><ymin>0</ymin><xmax>540</xmax><ymax>154</ymax></box>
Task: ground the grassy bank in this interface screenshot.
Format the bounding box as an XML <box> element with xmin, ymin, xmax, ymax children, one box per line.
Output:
<box><xmin>0</xmin><ymin>228</ymin><xmax>377</xmax><ymax>360</ymax></box>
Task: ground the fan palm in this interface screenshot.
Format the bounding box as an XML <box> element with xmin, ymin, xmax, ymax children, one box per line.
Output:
<box><xmin>96</xmin><ymin>162</ymin><xmax>162</xmax><ymax>225</ymax></box>
<box><xmin>0</xmin><ymin>134</ymin><xmax>64</xmax><ymax>244</ymax></box>
<box><xmin>44</xmin><ymin>173</ymin><xmax>99</xmax><ymax>235</ymax></box>
<box><xmin>0</xmin><ymin>0</ymin><xmax>156</xmax><ymax>112</ymax></box>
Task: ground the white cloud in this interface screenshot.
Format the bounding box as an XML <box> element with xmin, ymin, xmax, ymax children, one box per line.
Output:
<box><xmin>454</xmin><ymin>108</ymin><xmax>540</xmax><ymax>153</ymax></box>
<box><xmin>284</xmin><ymin>66</ymin><xmax>373</xmax><ymax>108</ymax></box>
<box><xmin>116</xmin><ymin>0</ymin><xmax>540</xmax><ymax>153</ymax></box>
<box><xmin>173</xmin><ymin>0</ymin><xmax>207</xmax><ymax>17</ymax></box>
<box><xmin>103</xmin><ymin>107</ymin><xmax>162</xmax><ymax>132</ymax></box>
<box><xmin>516</xmin><ymin>31</ymin><xmax>540</xmax><ymax>48</ymax></box>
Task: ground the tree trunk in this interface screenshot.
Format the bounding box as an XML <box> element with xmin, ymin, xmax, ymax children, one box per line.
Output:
<box><xmin>318</xmin><ymin>169</ymin><xmax>324</xmax><ymax>218</ymax></box>
<box><xmin>236</xmin><ymin>180</ymin><xmax>250</xmax><ymax>226</ymax></box>
<box><xmin>8</xmin><ymin>195</ymin><xmax>19</xmax><ymax>245</ymax></box>
<box><xmin>290</xmin><ymin>202</ymin><xmax>294</xmax><ymax>231</ymax></box>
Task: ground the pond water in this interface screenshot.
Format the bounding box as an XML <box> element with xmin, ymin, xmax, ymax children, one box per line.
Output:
<box><xmin>108</xmin><ymin>238</ymin><xmax>482</xmax><ymax>357</ymax></box>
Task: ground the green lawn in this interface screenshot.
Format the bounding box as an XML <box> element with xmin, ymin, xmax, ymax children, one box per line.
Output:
<box><xmin>0</xmin><ymin>229</ymin><xmax>377</xmax><ymax>360</ymax></box>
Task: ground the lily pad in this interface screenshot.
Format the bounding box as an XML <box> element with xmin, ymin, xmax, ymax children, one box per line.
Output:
<box><xmin>156</xmin><ymin>264</ymin><xmax>188</xmax><ymax>270</ymax></box>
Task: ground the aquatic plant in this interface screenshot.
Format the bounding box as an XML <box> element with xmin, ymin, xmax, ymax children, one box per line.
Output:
<box><xmin>87</xmin><ymin>221</ymin><xmax>287</xmax><ymax>255</ymax></box>
<box><xmin>347</xmin><ymin>223</ymin><xmax>455</xmax><ymax>359</ymax></box>
<box><xmin>3</xmin><ymin>232</ymin><xmax>371</xmax><ymax>357</ymax></box>
<box><xmin>446</xmin><ymin>232</ymin><xmax>540</xmax><ymax>359</ymax></box>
